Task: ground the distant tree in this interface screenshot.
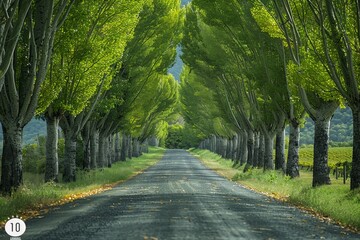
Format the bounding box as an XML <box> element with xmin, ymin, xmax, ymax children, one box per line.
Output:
<box><xmin>111</xmin><ymin>0</ymin><xmax>183</xmax><ymax>158</ymax></box>
<box><xmin>182</xmin><ymin>1</ymin><xmax>295</xmax><ymax>172</ymax></box>
<box><xmin>41</xmin><ymin>0</ymin><xmax>145</xmax><ymax>182</ymax></box>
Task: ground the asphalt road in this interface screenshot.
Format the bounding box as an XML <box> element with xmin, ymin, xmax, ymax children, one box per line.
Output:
<box><xmin>1</xmin><ymin>149</ymin><xmax>359</xmax><ymax>240</ymax></box>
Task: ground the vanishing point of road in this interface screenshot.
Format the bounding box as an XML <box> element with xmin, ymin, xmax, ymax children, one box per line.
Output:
<box><xmin>1</xmin><ymin>149</ymin><xmax>359</xmax><ymax>240</ymax></box>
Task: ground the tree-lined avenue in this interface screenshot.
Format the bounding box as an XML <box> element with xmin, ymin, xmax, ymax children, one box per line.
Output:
<box><xmin>1</xmin><ymin>150</ymin><xmax>357</xmax><ymax>240</ymax></box>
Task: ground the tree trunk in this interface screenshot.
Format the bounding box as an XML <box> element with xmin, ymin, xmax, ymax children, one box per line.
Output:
<box><xmin>231</xmin><ymin>135</ymin><xmax>237</xmax><ymax>161</ymax></box>
<box><xmin>211</xmin><ymin>135</ymin><xmax>217</xmax><ymax>152</ymax></box>
<box><xmin>0</xmin><ymin>123</ymin><xmax>23</xmax><ymax>195</ymax></box>
<box><xmin>63</xmin><ymin>132</ymin><xmax>77</xmax><ymax>182</ymax></box>
<box><xmin>141</xmin><ymin>140</ymin><xmax>149</xmax><ymax>153</ymax></box>
<box><xmin>115</xmin><ymin>133</ymin><xmax>120</xmax><ymax>162</ymax></box>
<box><xmin>215</xmin><ymin>137</ymin><xmax>221</xmax><ymax>155</ymax></box>
<box><xmin>234</xmin><ymin>133</ymin><xmax>241</xmax><ymax>165</ymax></box>
<box><xmin>299</xmin><ymin>90</ymin><xmax>338</xmax><ymax>186</ymax></box>
<box><xmin>253</xmin><ymin>132</ymin><xmax>260</xmax><ymax>167</ymax></box>
<box><xmin>350</xmin><ymin>107</ymin><xmax>360</xmax><ymax>190</ymax></box>
<box><xmin>106</xmin><ymin>137</ymin><xmax>112</xmax><ymax>168</ymax></box>
<box><xmin>45</xmin><ymin>115</ymin><xmax>59</xmax><ymax>182</ymax></box>
<box><xmin>240</xmin><ymin>133</ymin><xmax>248</xmax><ymax>165</ymax></box>
<box><xmin>312</xmin><ymin>118</ymin><xmax>331</xmax><ymax>186</ymax></box>
<box><xmin>257</xmin><ymin>134</ymin><xmax>265</xmax><ymax>168</ymax></box>
<box><xmin>219</xmin><ymin>138</ymin><xmax>227</xmax><ymax>158</ymax></box>
<box><xmin>225</xmin><ymin>138</ymin><xmax>232</xmax><ymax>159</ymax></box>
<box><xmin>98</xmin><ymin>135</ymin><xmax>105</xmax><ymax>168</ymax></box>
<box><xmin>82</xmin><ymin>123</ymin><xmax>91</xmax><ymax>170</ymax></box>
<box><xmin>127</xmin><ymin>136</ymin><xmax>133</xmax><ymax>160</ymax></box>
<box><xmin>132</xmin><ymin>138</ymin><xmax>140</xmax><ymax>157</ymax></box>
<box><xmin>148</xmin><ymin>136</ymin><xmax>159</xmax><ymax>147</ymax></box>
<box><xmin>90</xmin><ymin>130</ymin><xmax>98</xmax><ymax>169</ymax></box>
<box><xmin>264</xmin><ymin>133</ymin><xmax>275</xmax><ymax>170</ymax></box>
<box><xmin>275</xmin><ymin>128</ymin><xmax>286</xmax><ymax>172</ymax></box>
<box><xmin>286</xmin><ymin>122</ymin><xmax>300</xmax><ymax>178</ymax></box>
<box><xmin>120</xmin><ymin>133</ymin><xmax>127</xmax><ymax>161</ymax></box>
<box><xmin>244</xmin><ymin>130</ymin><xmax>254</xmax><ymax>172</ymax></box>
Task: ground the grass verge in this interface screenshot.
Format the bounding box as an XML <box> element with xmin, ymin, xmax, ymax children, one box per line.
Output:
<box><xmin>189</xmin><ymin>148</ymin><xmax>360</xmax><ymax>232</ymax></box>
<box><xmin>0</xmin><ymin>147</ymin><xmax>165</xmax><ymax>227</ymax></box>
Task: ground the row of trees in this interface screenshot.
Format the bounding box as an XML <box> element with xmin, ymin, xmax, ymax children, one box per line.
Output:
<box><xmin>0</xmin><ymin>0</ymin><xmax>183</xmax><ymax>195</ymax></box>
<box><xmin>180</xmin><ymin>0</ymin><xmax>360</xmax><ymax>190</ymax></box>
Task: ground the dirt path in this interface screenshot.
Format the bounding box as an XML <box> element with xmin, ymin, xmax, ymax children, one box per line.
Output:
<box><xmin>1</xmin><ymin>149</ymin><xmax>359</xmax><ymax>239</ymax></box>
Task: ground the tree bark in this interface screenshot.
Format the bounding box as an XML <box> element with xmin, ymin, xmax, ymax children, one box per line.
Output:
<box><xmin>132</xmin><ymin>138</ymin><xmax>140</xmax><ymax>157</ymax></box>
<box><xmin>231</xmin><ymin>135</ymin><xmax>238</xmax><ymax>161</ymax></box>
<box><xmin>253</xmin><ymin>132</ymin><xmax>260</xmax><ymax>168</ymax></box>
<box><xmin>275</xmin><ymin>128</ymin><xmax>286</xmax><ymax>172</ymax></box>
<box><xmin>115</xmin><ymin>132</ymin><xmax>120</xmax><ymax>162</ymax></box>
<box><xmin>45</xmin><ymin>114</ymin><xmax>59</xmax><ymax>182</ymax></box>
<box><xmin>0</xmin><ymin>123</ymin><xmax>23</xmax><ymax>195</ymax></box>
<box><xmin>81</xmin><ymin>122</ymin><xmax>91</xmax><ymax>170</ymax></box>
<box><xmin>220</xmin><ymin>138</ymin><xmax>227</xmax><ymax>158</ymax></box>
<box><xmin>286</xmin><ymin>122</ymin><xmax>300</xmax><ymax>178</ymax></box>
<box><xmin>257</xmin><ymin>134</ymin><xmax>265</xmax><ymax>168</ymax></box>
<box><xmin>106</xmin><ymin>137</ymin><xmax>111</xmax><ymax>168</ymax></box>
<box><xmin>240</xmin><ymin>133</ymin><xmax>248</xmax><ymax>165</ymax></box>
<box><xmin>62</xmin><ymin>132</ymin><xmax>77</xmax><ymax>182</ymax></box>
<box><xmin>312</xmin><ymin>118</ymin><xmax>331</xmax><ymax>186</ymax></box>
<box><xmin>98</xmin><ymin>135</ymin><xmax>105</xmax><ymax>168</ymax></box>
<box><xmin>234</xmin><ymin>133</ymin><xmax>241</xmax><ymax>165</ymax></box>
<box><xmin>127</xmin><ymin>135</ymin><xmax>133</xmax><ymax>160</ymax></box>
<box><xmin>211</xmin><ymin>135</ymin><xmax>217</xmax><ymax>153</ymax></box>
<box><xmin>120</xmin><ymin>133</ymin><xmax>127</xmax><ymax>161</ymax></box>
<box><xmin>244</xmin><ymin>130</ymin><xmax>254</xmax><ymax>172</ymax></box>
<box><xmin>299</xmin><ymin>89</ymin><xmax>338</xmax><ymax>186</ymax></box>
<box><xmin>225</xmin><ymin>138</ymin><xmax>232</xmax><ymax>159</ymax></box>
<box><xmin>90</xmin><ymin>129</ymin><xmax>98</xmax><ymax>169</ymax></box>
<box><xmin>264</xmin><ymin>133</ymin><xmax>275</xmax><ymax>170</ymax></box>
<box><xmin>350</xmin><ymin>107</ymin><xmax>360</xmax><ymax>190</ymax></box>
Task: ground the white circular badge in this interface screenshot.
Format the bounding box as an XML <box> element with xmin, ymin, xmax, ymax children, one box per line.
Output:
<box><xmin>5</xmin><ymin>218</ymin><xmax>26</xmax><ymax>237</ymax></box>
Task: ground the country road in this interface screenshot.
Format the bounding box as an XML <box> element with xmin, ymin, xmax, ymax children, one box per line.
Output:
<box><xmin>1</xmin><ymin>149</ymin><xmax>359</xmax><ymax>240</ymax></box>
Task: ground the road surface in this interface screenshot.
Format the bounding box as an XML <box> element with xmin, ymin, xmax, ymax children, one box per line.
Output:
<box><xmin>1</xmin><ymin>149</ymin><xmax>359</xmax><ymax>239</ymax></box>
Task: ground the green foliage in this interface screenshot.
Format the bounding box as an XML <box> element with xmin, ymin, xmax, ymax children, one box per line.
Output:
<box><xmin>22</xmin><ymin>143</ymin><xmax>45</xmax><ymax>174</ymax></box>
<box><xmin>165</xmin><ymin>124</ymin><xmax>184</xmax><ymax>149</ymax></box>
<box><xmin>99</xmin><ymin>0</ymin><xmax>184</xmax><ymax>141</ymax></box>
<box><xmin>22</xmin><ymin>136</ymin><xmax>65</xmax><ymax>174</ymax></box>
<box><xmin>179</xmin><ymin>66</ymin><xmax>234</xmax><ymax>138</ymax></box>
<box><xmin>181</xmin><ymin>0</ymin><xmax>296</xmax><ymax>142</ymax></box>
<box><xmin>250</xmin><ymin>1</ymin><xmax>285</xmax><ymax>42</ymax></box>
<box><xmin>38</xmin><ymin>0</ymin><xmax>145</xmax><ymax>115</ymax></box>
<box><xmin>181</xmin><ymin>123</ymin><xmax>204</xmax><ymax>148</ymax></box>
<box><xmin>165</xmin><ymin>122</ymin><xmax>204</xmax><ymax>149</ymax></box>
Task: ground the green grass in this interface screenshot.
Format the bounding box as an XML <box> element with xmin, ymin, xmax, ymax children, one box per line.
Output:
<box><xmin>190</xmin><ymin>148</ymin><xmax>360</xmax><ymax>231</ymax></box>
<box><xmin>0</xmin><ymin>147</ymin><xmax>165</xmax><ymax>225</ymax></box>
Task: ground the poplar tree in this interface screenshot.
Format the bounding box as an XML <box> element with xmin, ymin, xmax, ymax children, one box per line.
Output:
<box><xmin>0</xmin><ymin>0</ymin><xmax>74</xmax><ymax>195</ymax></box>
<box><xmin>41</xmin><ymin>0</ymin><xmax>145</xmax><ymax>182</ymax></box>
